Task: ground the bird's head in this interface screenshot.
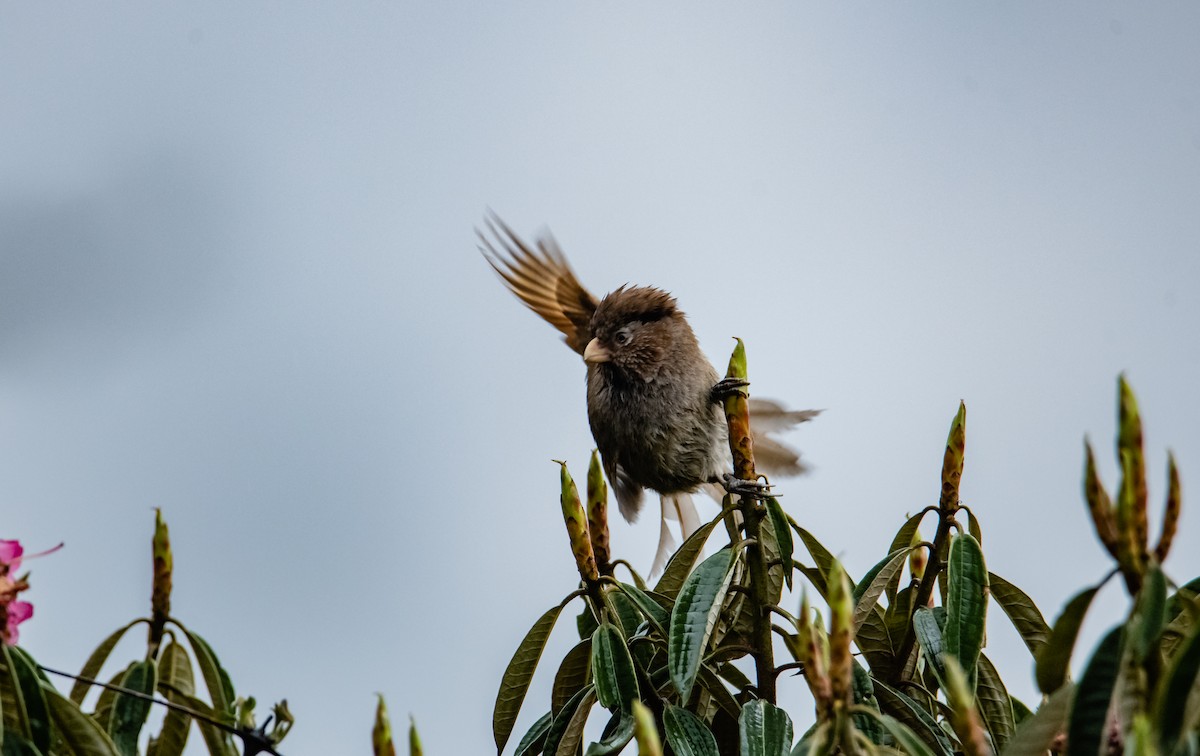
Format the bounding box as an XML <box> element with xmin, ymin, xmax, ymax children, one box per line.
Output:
<box><xmin>584</xmin><ymin>286</ymin><xmax>691</xmax><ymax>381</ymax></box>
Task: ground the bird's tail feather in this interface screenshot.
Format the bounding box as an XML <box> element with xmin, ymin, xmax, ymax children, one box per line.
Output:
<box><xmin>650</xmin><ymin>493</ymin><xmax>702</xmax><ymax>576</ymax></box>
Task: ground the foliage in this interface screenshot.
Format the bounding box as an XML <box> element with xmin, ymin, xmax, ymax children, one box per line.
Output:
<box><xmin>492</xmin><ymin>351</ymin><xmax>1199</xmax><ymax>756</ymax></box>
<box><xmin>0</xmin><ymin>509</ymin><xmax>293</xmax><ymax>756</ymax></box>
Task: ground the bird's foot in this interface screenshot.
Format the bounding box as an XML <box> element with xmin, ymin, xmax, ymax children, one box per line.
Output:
<box><xmin>710</xmin><ymin>378</ymin><xmax>749</xmax><ymax>403</ymax></box>
<box><xmin>721</xmin><ymin>473</ymin><xmax>772</xmax><ymax>499</ymax></box>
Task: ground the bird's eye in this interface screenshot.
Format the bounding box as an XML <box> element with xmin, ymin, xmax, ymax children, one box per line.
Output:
<box><xmin>614</xmin><ymin>330</ymin><xmax>630</xmax><ymax>346</ymax></box>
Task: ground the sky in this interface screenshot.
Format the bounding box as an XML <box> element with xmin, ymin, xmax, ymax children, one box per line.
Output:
<box><xmin>2</xmin><ymin>3</ymin><xmax>1199</xmax><ymax>754</ymax></box>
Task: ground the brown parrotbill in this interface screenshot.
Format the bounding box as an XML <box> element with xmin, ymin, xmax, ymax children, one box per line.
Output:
<box><xmin>481</xmin><ymin>214</ymin><xmax>818</xmax><ymax>573</ymax></box>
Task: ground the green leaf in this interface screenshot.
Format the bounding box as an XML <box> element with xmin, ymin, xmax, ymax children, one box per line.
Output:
<box><xmin>1128</xmin><ymin>564</ymin><xmax>1167</xmax><ymax>664</ymax></box>
<box><xmin>851</xmin><ymin>705</ymin><xmax>936</xmax><ymax>756</ymax></box>
<box><xmin>169</xmin><ymin>693</ymin><xmax>235</xmax><ymax>756</ymax></box>
<box><xmin>988</xmin><ymin>572</ymin><xmax>1050</xmax><ymax>657</ymax></box>
<box><xmin>109</xmin><ymin>659</ymin><xmax>157</xmax><ymax>756</ymax></box>
<box><xmin>1036</xmin><ymin>584</ymin><xmax>1101</xmax><ymax>694</ymax></box>
<box><xmin>43</xmin><ymin>685</ymin><xmax>120</xmax><ymax>756</ymax></box>
<box><xmin>513</xmin><ymin>711</ymin><xmax>553</xmax><ymax>756</ymax></box>
<box><xmin>976</xmin><ymin>653</ymin><xmax>1015</xmax><ymax>752</ymax></box>
<box><xmin>738</xmin><ymin>700</ymin><xmax>793</xmax><ymax>756</ymax></box>
<box><xmin>173</xmin><ymin>623</ymin><xmax>234</xmax><ymax>718</ymax></box>
<box><xmin>912</xmin><ymin>607</ymin><xmax>946</xmax><ymax>683</ymax></box>
<box><xmin>887</xmin><ymin>511</ymin><xmax>929</xmax><ymax>560</ymax></box>
<box><xmin>655</xmin><ymin>515</ymin><xmax>722</xmax><ymax>600</ymax></box>
<box><xmin>852</xmin><ymin>547</ymin><xmax>913</xmax><ymax>639</ymax></box>
<box><xmin>493</xmin><ymin>600</ymin><xmax>570</xmax><ymax>753</ymax></box>
<box><xmin>663</xmin><ymin>705</ymin><xmax>719</xmax><ymax>756</ymax></box>
<box><xmin>69</xmin><ymin>620</ymin><xmax>145</xmax><ymax>705</ymax></box>
<box><xmin>873</xmin><ymin>678</ymin><xmax>954</xmax><ymax>756</ymax></box>
<box><xmin>149</xmin><ymin>641</ymin><xmax>194</xmax><ymax>756</ymax></box>
<box><xmin>669</xmin><ymin>548</ymin><xmax>736</xmax><ymax>702</ymax></box>
<box><xmin>552</xmin><ymin>640</ymin><xmax>592</xmax><ymax>716</ymax></box>
<box><xmin>765</xmin><ymin>498</ymin><xmax>794</xmax><ymax>590</ymax></box>
<box><xmin>999</xmin><ymin>684</ymin><xmax>1073</xmax><ymax>756</ymax></box>
<box><xmin>591</xmin><ymin>623</ymin><xmax>638</xmax><ymax>712</ymax></box>
<box><xmin>1066</xmin><ymin>626</ymin><xmax>1122</xmax><ymax>756</ymax></box>
<box><xmin>0</xmin><ymin>732</ymin><xmax>43</xmax><ymax>755</ymax></box>
<box><xmin>544</xmin><ymin>686</ymin><xmax>594</xmax><ymax>756</ymax></box>
<box><xmin>3</xmin><ymin>645</ymin><xmax>50</xmax><ymax>754</ymax></box>
<box><xmin>606</xmin><ymin>590</ymin><xmax>644</xmax><ymax>641</ymax></box>
<box><xmin>615</xmin><ymin>583</ymin><xmax>670</xmax><ymax>636</ymax></box>
<box><xmin>850</xmin><ymin>661</ymin><xmax>886</xmax><ymax>745</ymax></box>
<box><xmin>944</xmin><ymin>534</ymin><xmax>987</xmax><ymax>689</ymax></box>
<box><xmin>794</xmin><ymin>527</ymin><xmax>849</xmax><ymax>590</ymax></box>
<box><xmin>1154</xmin><ymin>613</ymin><xmax>1200</xmax><ymax>754</ymax></box>
<box><xmin>584</xmin><ymin>710</ymin><xmax>635</xmax><ymax>756</ymax></box>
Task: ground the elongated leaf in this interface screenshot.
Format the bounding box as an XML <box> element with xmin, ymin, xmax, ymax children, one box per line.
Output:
<box><xmin>913</xmin><ymin>607</ymin><xmax>946</xmax><ymax>682</ymax></box>
<box><xmin>513</xmin><ymin>711</ymin><xmax>553</xmax><ymax>756</ymax></box>
<box><xmin>554</xmin><ymin>690</ymin><xmax>595</xmax><ymax>756</ymax></box>
<box><xmin>976</xmin><ymin>654</ymin><xmax>1015</xmax><ymax>752</ymax></box>
<box><xmin>988</xmin><ymin>573</ymin><xmax>1050</xmax><ymax>657</ymax></box>
<box><xmin>1154</xmin><ymin>615</ymin><xmax>1200</xmax><ymax>754</ymax></box>
<box><xmin>873</xmin><ymin>678</ymin><xmax>954</xmax><ymax>756</ymax></box>
<box><xmin>69</xmin><ymin>620</ymin><xmax>145</xmax><ymax>705</ymax></box>
<box><xmin>853</xmin><ymin>548</ymin><xmax>912</xmax><ymax>638</ymax></box>
<box><xmin>765</xmin><ymin>498</ymin><xmax>794</xmax><ymax>590</ymax></box>
<box><xmin>552</xmin><ymin>640</ymin><xmax>592</xmax><ymax>716</ymax></box>
<box><xmin>149</xmin><ymin>641</ymin><xmax>194</xmax><ymax>756</ymax></box>
<box><xmin>3</xmin><ymin>645</ymin><xmax>50</xmax><ymax>753</ymax></box>
<box><xmin>1066</xmin><ymin>627</ymin><xmax>1122</xmax><ymax>756</ymax></box>
<box><xmin>1128</xmin><ymin>564</ymin><xmax>1167</xmax><ymax>664</ymax></box>
<box><xmin>494</xmin><ymin>600</ymin><xmax>570</xmax><ymax>752</ymax></box>
<box><xmin>615</xmin><ymin>583</ymin><xmax>669</xmax><ymax>635</ymax></box>
<box><xmin>739</xmin><ymin>700</ymin><xmax>793</xmax><ymax>756</ymax></box>
<box><xmin>171</xmin><ymin>693</ymin><xmax>235</xmax><ymax>756</ymax></box>
<box><xmin>655</xmin><ymin>516</ymin><xmax>722</xmax><ymax>600</ymax></box>
<box><xmin>669</xmin><ymin>548</ymin><xmax>736</xmax><ymax>702</ymax></box>
<box><xmin>944</xmin><ymin>534</ymin><xmax>987</xmax><ymax>689</ymax></box>
<box><xmin>584</xmin><ymin>710</ymin><xmax>635</xmax><ymax>756</ymax></box>
<box><xmin>109</xmin><ymin>659</ymin><xmax>157</xmax><ymax>756</ymax></box>
<box><xmin>544</xmin><ymin>686</ymin><xmax>594</xmax><ymax>756</ymax></box>
<box><xmin>43</xmin><ymin>684</ymin><xmax>120</xmax><ymax>756</ymax></box>
<box><xmin>663</xmin><ymin>705</ymin><xmax>719</xmax><ymax>756</ymax></box>
<box><xmin>794</xmin><ymin>527</ymin><xmax>849</xmax><ymax>588</ymax></box>
<box><xmin>887</xmin><ymin>511</ymin><xmax>930</xmax><ymax>560</ymax></box>
<box><xmin>173</xmin><ymin>623</ymin><xmax>234</xmax><ymax>719</ymax></box>
<box><xmin>591</xmin><ymin>623</ymin><xmax>638</xmax><ymax>712</ymax></box>
<box><xmin>999</xmin><ymin>684</ymin><xmax>1072</xmax><ymax>756</ymax></box>
<box><xmin>1036</xmin><ymin>585</ymin><xmax>1101</xmax><ymax>694</ymax></box>
<box><xmin>851</xmin><ymin>705</ymin><xmax>935</xmax><ymax>756</ymax></box>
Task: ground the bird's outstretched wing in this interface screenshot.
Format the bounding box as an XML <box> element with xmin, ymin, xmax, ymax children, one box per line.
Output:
<box><xmin>479</xmin><ymin>213</ymin><xmax>599</xmax><ymax>355</ymax></box>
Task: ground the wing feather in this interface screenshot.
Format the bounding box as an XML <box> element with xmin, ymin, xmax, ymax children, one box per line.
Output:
<box><xmin>479</xmin><ymin>213</ymin><xmax>598</xmax><ymax>354</ymax></box>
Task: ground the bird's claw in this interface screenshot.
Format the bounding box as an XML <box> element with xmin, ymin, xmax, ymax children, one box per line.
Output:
<box><xmin>710</xmin><ymin>378</ymin><xmax>750</xmax><ymax>403</ymax></box>
<box><xmin>721</xmin><ymin>473</ymin><xmax>772</xmax><ymax>499</ymax></box>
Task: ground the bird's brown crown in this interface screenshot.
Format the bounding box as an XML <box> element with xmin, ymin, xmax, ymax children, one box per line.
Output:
<box><xmin>591</xmin><ymin>286</ymin><xmax>678</xmax><ymax>335</ymax></box>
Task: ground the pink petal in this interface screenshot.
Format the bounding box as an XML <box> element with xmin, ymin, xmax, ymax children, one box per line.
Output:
<box><xmin>0</xmin><ymin>540</ymin><xmax>23</xmax><ymax>572</ymax></box>
<box><xmin>4</xmin><ymin>601</ymin><xmax>32</xmax><ymax>645</ymax></box>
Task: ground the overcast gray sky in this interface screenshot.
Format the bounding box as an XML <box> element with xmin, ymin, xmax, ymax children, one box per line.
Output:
<box><xmin>2</xmin><ymin>3</ymin><xmax>1198</xmax><ymax>754</ymax></box>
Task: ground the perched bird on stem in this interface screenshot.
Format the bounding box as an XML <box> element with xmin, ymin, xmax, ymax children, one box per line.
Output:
<box><xmin>480</xmin><ymin>214</ymin><xmax>818</xmax><ymax>573</ymax></box>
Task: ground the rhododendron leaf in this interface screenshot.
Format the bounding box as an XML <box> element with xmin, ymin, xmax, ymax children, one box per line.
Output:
<box><xmin>494</xmin><ymin>600</ymin><xmax>571</xmax><ymax>753</ymax></box>
<box><xmin>109</xmin><ymin>658</ymin><xmax>157</xmax><ymax>756</ymax></box>
<box><xmin>149</xmin><ymin>641</ymin><xmax>194</xmax><ymax>756</ymax></box>
<box><xmin>70</xmin><ymin>620</ymin><xmax>146</xmax><ymax>705</ymax></box>
<box><xmin>44</xmin><ymin>683</ymin><xmax>120</xmax><ymax>755</ymax></box>
<box><xmin>4</xmin><ymin>644</ymin><xmax>51</xmax><ymax>753</ymax></box>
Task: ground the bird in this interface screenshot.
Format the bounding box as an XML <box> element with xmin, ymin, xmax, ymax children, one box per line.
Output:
<box><xmin>480</xmin><ymin>214</ymin><xmax>818</xmax><ymax>573</ymax></box>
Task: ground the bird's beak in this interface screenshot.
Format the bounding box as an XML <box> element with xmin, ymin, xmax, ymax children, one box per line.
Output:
<box><xmin>583</xmin><ymin>338</ymin><xmax>611</xmax><ymax>364</ymax></box>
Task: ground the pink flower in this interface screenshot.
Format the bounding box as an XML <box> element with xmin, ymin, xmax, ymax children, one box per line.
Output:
<box><xmin>0</xmin><ymin>539</ymin><xmax>23</xmax><ymax>574</ymax></box>
<box><xmin>0</xmin><ymin>539</ymin><xmax>62</xmax><ymax>645</ymax></box>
